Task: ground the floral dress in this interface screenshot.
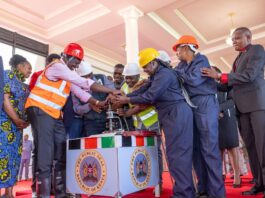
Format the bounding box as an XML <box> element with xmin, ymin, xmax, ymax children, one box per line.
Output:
<box><xmin>0</xmin><ymin>70</ymin><xmax>29</xmax><ymax>187</ymax></box>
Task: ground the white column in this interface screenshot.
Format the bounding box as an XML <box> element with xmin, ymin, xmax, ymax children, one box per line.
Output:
<box><xmin>119</xmin><ymin>6</ymin><xmax>143</xmax><ymax>65</ymax></box>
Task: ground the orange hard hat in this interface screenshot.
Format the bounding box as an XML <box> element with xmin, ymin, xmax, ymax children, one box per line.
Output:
<box><xmin>172</xmin><ymin>35</ymin><xmax>199</xmax><ymax>51</ymax></box>
<box><xmin>63</xmin><ymin>43</ymin><xmax>84</xmax><ymax>60</ymax></box>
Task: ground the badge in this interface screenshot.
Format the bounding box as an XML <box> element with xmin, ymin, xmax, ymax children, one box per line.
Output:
<box><xmin>130</xmin><ymin>147</ymin><xmax>151</xmax><ymax>188</ymax></box>
<box><xmin>75</xmin><ymin>150</ymin><xmax>107</xmax><ymax>194</ymax></box>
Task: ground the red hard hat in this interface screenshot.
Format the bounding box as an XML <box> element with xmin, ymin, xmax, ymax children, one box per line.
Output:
<box><xmin>63</xmin><ymin>43</ymin><xmax>84</xmax><ymax>60</ymax></box>
<box><xmin>172</xmin><ymin>35</ymin><xmax>199</xmax><ymax>51</ymax></box>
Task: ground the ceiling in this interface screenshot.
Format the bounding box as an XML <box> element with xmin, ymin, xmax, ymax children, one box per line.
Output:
<box><xmin>1</xmin><ymin>0</ymin><xmax>265</xmax><ymax>73</ymax></box>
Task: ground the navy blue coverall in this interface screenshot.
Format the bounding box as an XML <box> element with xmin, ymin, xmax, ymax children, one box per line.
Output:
<box><xmin>175</xmin><ymin>53</ymin><xmax>225</xmax><ymax>197</ymax></box>
<box><xmin>128</xmin><ymin>64</ymin><xmax>194</xmax><ymax>198</ymax></box>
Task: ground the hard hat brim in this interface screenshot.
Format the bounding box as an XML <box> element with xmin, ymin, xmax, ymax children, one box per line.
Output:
<box><xmin>123</xmin><ymin>72</ymin><xmax>140</xmax><ymax>76</ymax></box>
<box><xmin>172</xmin><ymin>43</ymin><xmax>199</xmax><ymax>51</ymax></box>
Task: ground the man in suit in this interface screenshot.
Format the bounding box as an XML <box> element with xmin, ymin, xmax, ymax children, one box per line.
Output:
<box><xmin>0</xmin><ymin>56</ymin><xmax>4</xmax><ymax>109</ymax></box>
<box><xmin>201</xmin><ymin>27</ymin><xmax>265</xmax><ymax>197</ymax></box>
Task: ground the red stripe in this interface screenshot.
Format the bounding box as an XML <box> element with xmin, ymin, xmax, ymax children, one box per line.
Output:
<box><xmin>85</xmin><ymin>138</ymin><xmax>97</xmax><ymax>149</ymax></box>
<box><xmin>136</xmin><ymin>137</ymin><xmax>144</xmax><ymax>146</ymax></box>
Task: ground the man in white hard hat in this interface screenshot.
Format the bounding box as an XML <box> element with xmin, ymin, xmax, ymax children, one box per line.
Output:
<box><xmin>118</xmin><ymin>62</ymin><xmax>163</xmax><ymax>191</ymax></box>
<box><xmin>72</xmin><ymin>61</ymin><xmax>114</xmax><ymax>137</ymax></box>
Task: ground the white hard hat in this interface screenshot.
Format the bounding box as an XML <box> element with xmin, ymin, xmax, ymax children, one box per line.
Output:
<box><xmin>76</xmin><ymin>61</ymin><xmax>93</xmax><ymax>76</ymax></box>
<box><xmin>157</xmin><ymin>50</ymin><xmax>171</xmax><ymax>63</ymax></box>
<box><xmin>123</xmin><ymin>62</ymin><xmax>141</xmax><ymax>76</ymax></box>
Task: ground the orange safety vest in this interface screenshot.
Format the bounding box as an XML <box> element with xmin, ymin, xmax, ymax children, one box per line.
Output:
<box><xmin>25</xmin><ymin>62</ymin><xmax>71</xmax><ymax>119</ymax></box>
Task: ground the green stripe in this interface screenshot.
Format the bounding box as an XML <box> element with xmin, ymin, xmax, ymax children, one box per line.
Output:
<box><xmin>147</xmin><ymin>137</ymin><xmax>155</xmax><ymax>146</ymax></box>
<box><xmin>101</xmin><ymin>137</ymin><xmax>115</xmax><ymax>148</ymax></box>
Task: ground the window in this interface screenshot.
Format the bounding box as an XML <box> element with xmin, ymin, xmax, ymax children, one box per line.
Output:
<box><xmin>0</xmin><ymin>27</ymin><xmax>48</xmax><ymax>80</ymax></box>
<box><xmin>0</xmin><ymin>42</ymin><xmax>13</xmax><ymax>70</ymax></box>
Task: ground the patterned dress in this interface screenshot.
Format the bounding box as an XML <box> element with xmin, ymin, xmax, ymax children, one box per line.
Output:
<box><xmin>0</xmin><ymin>69</ymin><xmax>29</xmax><ymax>187</ymax></box>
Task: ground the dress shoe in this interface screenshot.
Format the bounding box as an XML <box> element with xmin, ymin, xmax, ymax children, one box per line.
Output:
<box><xmin>196</xmin><ymin>192</ymin><xmax>208</xmax><ymax>198</ymax></box>
<box><xmin>233</xmin><ymin>178</ymin><xmax>241</xmax><ymax>188</ymax></box>
<box><xmin>54</xmin><ymin>171</ymin><xmax>67</xmax><ymax>197</ymax></box>
<box><xmin>38</xmin><ymin>177</ymin><xmax>51</xmax><ymax>198</ymax></box>
<box><xmin>242</xmin><ymin>186</ymin><xmax>264</xmax><ymax>195</ymax></box>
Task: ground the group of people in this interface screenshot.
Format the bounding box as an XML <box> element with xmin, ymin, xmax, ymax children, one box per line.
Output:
<box><xmin>0</xmin><ymin>26</ymin><xmax>265</xmax><ymax>198</ymax></box>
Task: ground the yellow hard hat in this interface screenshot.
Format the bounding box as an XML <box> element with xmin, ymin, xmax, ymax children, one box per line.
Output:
<box><xmin>138</xmin><ymin>48</ymin><xmax>159</xmax><ymax>68</ymax></box>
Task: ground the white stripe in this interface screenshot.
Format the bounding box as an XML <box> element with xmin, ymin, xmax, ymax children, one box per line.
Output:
<box><xmin>97</xmin><ymin>138</ymin><xmax>102</xmax><ymax>148</ymax></box>
<box><xmin>115</xmin><ymin>136</ymin><xmax>122</xmax><ymax>148</ymax></box>
<box><xmin>144</xmin><ymin>137</ymin><xmax>147</xmax><ymax>146</ymax></box>
<box><xmin>59</xmin><ymin>81</ymin><xmax>67</xmax><ymax>92</ymax></box>
<box><xmin>140</xmin><ymin>110</ymin><xmax>156</xmax><ymax>121</ymax></box>
<box><xmin>131</xmin><ymin>136</ymin><xmax>136</xmax><ymax>147</ymax></box>
<box><xmin>36</xmin><ymin>83</ymin><xmax>68</xmax><ymax>98</ymax></box>
<box><xmin>122</xmin><ymin>84</ymin><xmax>129</xmax><ymax>94</ymax></box>
<box><xmin>132</xmin><ymin>116</ymin><xmax>137</xmax><ymax>121</ymax></box>
<box><xmin>28</xmin><ymin>93</ymin><xmax>62</xmax><ymax>110</ymax></box>
<box><xmin>81</xmin><ymin>138</ymin><xmax>84</xmax><ymax>150</ymax></box>
<box><xmin>35</xmin><ymin>74</ymin><xmax>68</xmax><ymax>97</ymax></box>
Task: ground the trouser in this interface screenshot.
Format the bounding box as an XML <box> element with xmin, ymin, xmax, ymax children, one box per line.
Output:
<box><xmin>157</xmin><ymin>137</ymin><xmax>163</xmax><ymax>185</ymax></box>
<box><xmin>159</xmin><ymin>102</ymin><xmax>194</xmax><ymax>198</ymax></box>
<box><xmin>31</xmin><ymin>120</ymin><xmax>38</xmax><ymax>193</ymax></box>
<box><xmin>65</xmin><ymin>117</ymin><xmax>84</xmax><ymax>139</ymax></box>
<box><xmin>27</xmin><ymin>107</ymin><xmax>67</xmax><ymax>198</ymax></box>
<box><xmin>239</xmin><ymin>110</ymin><xmax>265</xmax><ymax>189</ymax></box>
<box><xmin>192</xmin><ymin>95</ymin><xmax>225</xmax><ymax>197</ymax></box>
<box><xmin>19</xmin><ymin>158</ymin><xmax>30</xmax><ymax>180</ymax></box>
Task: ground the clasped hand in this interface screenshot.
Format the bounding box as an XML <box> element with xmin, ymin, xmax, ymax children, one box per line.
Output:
<box><xmin>106</xmin><ymin>91</ymin><xmax>130</xmax><ymax>105</ymax></box>
<box><xmin>13</xmin><ymin>118</ymin><xmax>29</xmax><ymax>130</ymax></box>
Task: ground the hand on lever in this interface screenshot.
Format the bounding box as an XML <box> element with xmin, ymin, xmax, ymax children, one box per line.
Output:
<box><xmin>116</xmin><ymin>95</ymin><xmax>130</xmax><ymax>105</ymax></box>
<box><xmin>91</xmin><ymin>104</ymin><xmax>102</xmax><ymax>113</ymax></box>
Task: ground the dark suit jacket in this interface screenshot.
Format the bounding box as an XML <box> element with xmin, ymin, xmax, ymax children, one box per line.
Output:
<box><xmin>228</xmin><ymin>44</ymin><xmax>265</xmax><ymax>113</ymax></box>
<box><xmin>0</xmin><ymin>56</ymin><xmax>4</xmax><ymax>109</ymax></box>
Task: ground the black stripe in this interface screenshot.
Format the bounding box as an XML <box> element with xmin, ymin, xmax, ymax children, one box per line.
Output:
<box><xmin>68</xmin><ymin>139</ymin><xmax>81</xmax><ymax>150</ymax></box>
<box><xmin>122</xmin><ymin>136</ymin><xmax>132</xmax><ymax>147</ymax></box>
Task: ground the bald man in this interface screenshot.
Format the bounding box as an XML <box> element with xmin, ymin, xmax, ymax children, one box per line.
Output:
<box><xmin>202</xmin><ymin>27</ymin><xmax>265</xmax><ymax>197</ymax></box>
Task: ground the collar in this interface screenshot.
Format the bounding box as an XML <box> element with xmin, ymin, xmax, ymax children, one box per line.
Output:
<box><xmin>239</xmin><ymin>44</ymin><xmax>251</xmax><ymax>52</ymax></box>
<box><xmin>13</xmin><ymin>69</ymin><xmax>25</xmax><ymax>82</ymax></box>
<box><xmin>60</xmin><ymin>58</ymin><xmax>66</xmax><ymax>65</ymax></box>
<box><xmin>150</xmin><ymin>65</ymin><xmax>163</xmax><ymax>80</ymax></box>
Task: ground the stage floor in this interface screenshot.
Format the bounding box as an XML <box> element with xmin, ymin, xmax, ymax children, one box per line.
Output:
<box><xmin>2</xmin><ymin>172</ymin><xmax>264</xmax><ymax>198</ymax></box>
